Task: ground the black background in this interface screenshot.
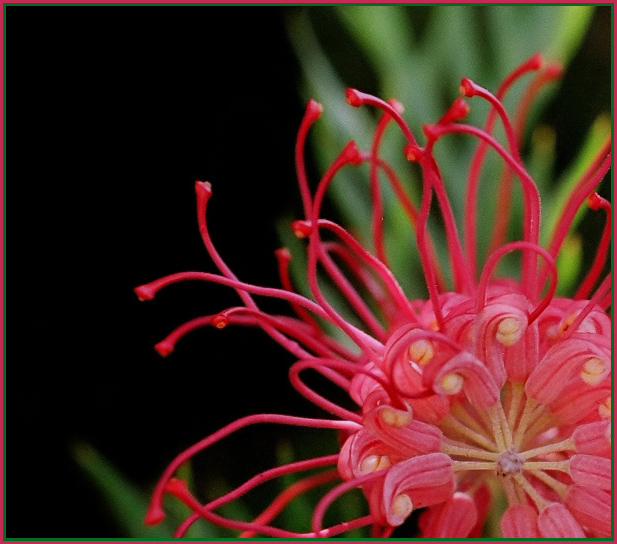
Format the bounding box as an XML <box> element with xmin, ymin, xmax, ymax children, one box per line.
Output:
<box><xmin>7</xmin><ymin>6</ymin><xmax>611</xmax><ymax>538</ymax></box>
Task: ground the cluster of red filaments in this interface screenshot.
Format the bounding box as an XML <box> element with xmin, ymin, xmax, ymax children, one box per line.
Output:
<box><xmin>136</xmin><ymin>53</ymin><xmax>611</xmax><ymax>538</ymax></box>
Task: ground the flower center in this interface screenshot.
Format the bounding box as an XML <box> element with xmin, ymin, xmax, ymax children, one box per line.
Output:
<box><xmin>496</xmin><ymin>446</ymin><xmax>524</xmax><ymax>477</ymax></box>
<box><xmin>437</xmin><ymin>382</ymin><xmax>578</xmax><ymax>512</ymax></box>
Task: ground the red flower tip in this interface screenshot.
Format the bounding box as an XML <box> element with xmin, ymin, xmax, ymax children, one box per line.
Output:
<box><xmin>275</xmin><ymin>247</ymin><xmax>292</xmax><ymax>263</ymax></box>
<box><xmin>587</xmin><ymin>192</ymin><xmax>604</xmax><ymax>210</ymax></box>
<box><xmin>422</xmin><ymin>124</ymin><xmax>440</xmax><ymax>142</ymax></box>
<box><xmin>544</xmin><ymin>61</ymin><xmax>563</xmax><ymax>79</ymax></box>
<box><xmin>306</xmin><ymin>99</ymin><xmax>323</xmax><ymax>122</ymax></box>
<box><xmin>212</xmin><ymin>314</ymin><xmax>229</xmax><ymax>329</ymax></box>
<box><xmin>154</xmin><ymin>341</ymin><xmax>174</xmax><ymax>357</ymax></box>
<box><xmin>134</xmin><ymin>284</ymin><xmax>155</xmax><ymax>301</ymax></box>
<box><xmin>405</xmin><ymin>144</ymin><xmax>423</xmax><ymax>162</ymax></box>
<box><xmin>458</xmin><ymin>78</ymin><xmax>478</xmax><ymax>97</ymax></box>
<box><xmin>195</xmin><ymin>180</ymin><xmax>212</xmax><ymax>201</ymax></box>
<box><xmin>388</xmin><ymin>98</ymin><xmax>405</xmax><ymax>114</ymax></box>
<box><xmin>341</xmin><ymin>141</ymin><xmax>362</xmax><ymax>165</ymax></box>
<box><xmin>144</xmin><ymin>504</ymin><xmax>165</xmax><ymax>526</ymax></box>
<box><xmin>165</xmin><ymin>477</ymin><xmax>190</xmax><ymax>497</ymax></box>
<box><xmin>527</xmin><ymin>52</ymin><xmax>544</xmax><ymax>71</ymax></box>
<box><xmin>291</xmin><ymin>219</ymin><xmax>312</xmax><ymax>238</ymax></box>
<box><xmin>438</xmin><ymin>98</ymin><xmax>469</xmax><ymax>125</ymax></box>
<box><xmin>345</xmin><ymin>88</ymin><xmax>364</xmax><ymax>108</ymax></box>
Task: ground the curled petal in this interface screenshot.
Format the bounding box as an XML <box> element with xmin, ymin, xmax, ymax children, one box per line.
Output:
<box><xmin>432</xmin><ymin>352</ymin><xmax>501</xmax><ymax>407</ymax></box>
<box><xmin>363</xmin><ymin>405</ymin><xmax>442</xmax><ymax>458</ymax></box>
<box><xmin>381</xmin><ymin>453</ymin><xmax>454</xmax><ymax>526</ymax></box>
<box><xmin>338</xmin><ymin>429</ymin><xmax>403</xmax><ymax>479</ymax></box>
<box><xmin>526</xmin><ymin>337</ymin><xmax>610</xmax><ymax>404</ymax></box>
<box><xmin>473</xmin><ymin>301</ymin><xmax>529</xmax><ymax>386</ymax></box>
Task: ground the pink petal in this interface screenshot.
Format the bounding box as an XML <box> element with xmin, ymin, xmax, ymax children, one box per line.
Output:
<box><xmin>362</xmin><ymin>405</ymin><xmax>442</xmax><ymax>458</ymax></box>
<box><xmin>537</xmin><ymin>503</ymin><xmax>586</xmax><ymax>537</ymax></box>
<box><xmin>569</xmin><ymin>454</ymin><xmax>611</xmax><ymax>490</ymax></box>
<box><xmin>526</xmin><ymin>337</ymin><xmax>609</xmax><ymax>404</ymax></box>
<box><xmin>549</xmin><ymin>384</ymin><xmax>610</xmax><ymax>425</ymax></box>
<box><xmin>381</xmin><ymin>453</ymin><xmax>454</xmax><ymax>526</ymax></box>
<box><xmin>500</xmin><ymin>504</ymin><xmax>539</xmax><ymax>537</ymax></box>
<box><xmin>432</xmin><ymin>352</ymin><xmax>500</xmax><ymax>407</ymax></box>
<box><xmin>572</xmin><ymin>420</ymin><xmax>611</xmax><ymax>455</ymax></box>
<box><xmin>419</xmin><ymin>492</ymin><xmax>477</xmax><ymax>537</ymax></box>
<box><xmin>565</xmin><ymin>485</ymin><xmax>611</xmax><ymax>537</ymax></box>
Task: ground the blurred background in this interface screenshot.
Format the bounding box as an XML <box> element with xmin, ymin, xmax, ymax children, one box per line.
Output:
<box><xmin>8</xmin><ymin>5</ymin><xmax>611</xmax><ymax>538</ymax></box>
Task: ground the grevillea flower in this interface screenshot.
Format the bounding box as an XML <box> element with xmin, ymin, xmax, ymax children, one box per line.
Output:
<box><xmin>136</xmin><ymin>53</ymin><xmax>612</xmax><ymax>538</ymax></box>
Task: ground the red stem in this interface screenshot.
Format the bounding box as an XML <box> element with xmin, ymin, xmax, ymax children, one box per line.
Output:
<box><xmin>561</xmin><ymin>274</ymin><xmax>611</xmax><ymax>341</ymax></box>
<box><xmin>145</xmin><ymin>414</ymin><xmax>361</xmax><ymax>526</ymax></box>
<box><xmin>427</xmin><ymin>124</ymin><xmax>541</xmax><ymax>297</ymax></box>
<box><xmin>463</xmin><ymin>54</ymin><xmax>543</xmax><ymax>279</ymax></box>
<box><xmin>488</xmin><ymin>63</ymin><xmax>562</xmax><ymax>255</ymax></box>
<box><xmin>475</xmin><ymin>241</ymin><xmax>557</xmax><ymax>325</ymax></box>
<box><xmin>541</xmin><ymin>146</ymin><xmax>611</xmax><ymax>284</ymax></box>
<box><xmin>295</xmin><ymin>99</ymin><xmax>323</xmax><ymax>219</ymax></box>
<box><xmin>574</xmin><ymin>194</ymin><xmax>611</xmax><ymax>300</ymax></box>
<box><xmin>238</xmin><ymin>470</ymin><xmax>340</xmax><ymax>537</ymax></box>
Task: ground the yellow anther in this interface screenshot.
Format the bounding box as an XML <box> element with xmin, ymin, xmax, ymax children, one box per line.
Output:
<box><xmin>428</xmin><ymin>320</ymin><xmax>439</xmax><ymax>332</ymax></box>
<box><xmin>408</xmin><ymin>339</ymin><xmax>434</xmax><ymax>366</ymax></box>
<box><xmin>360</xmin><ymin>454</ymin><xmax>391</xmax><ymax>474</ymax></box>
<box><xmin>495</xmin><ymin>316</ymin><xmax>524</xmax><ymax>346</ymax></box>
<box><xmin>598</xmin><ymin>397</ymin><xmax>611</xmax><ymax>419</ymax></box>
<box><xmin>380</xmin><ymin>408</ymin><xmax>412</xmax><ymax>428</ymax></box>
<box><xmin>580</xmin><ymin>357</ymin><xmax>607</xmax><ymax>385</ymax></box>
<box><xmin>391</xmin><ymin>493</ymin><xmax>413</xmax><ymax>521</ymax></box>
<box><xmin>558</xmin><ymin>313</ymin><xmax>576</xmax><ymax>335</ymax></box>
<box><xmin>439</xmin><ymin>372</ymin><xmax>464</xmax><ymax>395</ymax></box>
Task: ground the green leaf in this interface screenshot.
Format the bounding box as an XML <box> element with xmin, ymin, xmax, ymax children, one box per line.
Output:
<box><xmin>546</xmin><ymin>5</ymin><xmax>594</xmax><ymax>62</ymax></box>
<box><xmin>72</xmin><ymin>443</ymin><xmax>170</xmax><ymax>539</ymax></box>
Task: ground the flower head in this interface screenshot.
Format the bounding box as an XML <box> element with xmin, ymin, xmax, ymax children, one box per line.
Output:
<box><xmin>136</xmin><ymin>53</ymin><xmax>611</xmax><ymax>538</ymax></box>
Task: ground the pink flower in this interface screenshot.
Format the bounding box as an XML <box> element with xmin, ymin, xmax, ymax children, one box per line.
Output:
<box><xmin>136</xmin><ymin>53</ymin><xmax>611</xmax><ymax>538</ymax></box>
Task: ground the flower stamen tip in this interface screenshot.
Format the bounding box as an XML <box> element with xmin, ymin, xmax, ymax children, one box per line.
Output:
<box><xmin>598</xmin><ymin>397</ymin><xmax>611</xmax><ymax>419</ymax></box>
<box><xmin>405</xmin><ymin>143</ymin><xmax>423</xmax><ymax>162</ymax></box>
<box><xmin>496</xmin><ymin>316</ymin><xmax>524</xmax><ymax>346</ymax></box>
<box><xmin>154</xmin><ymin>341</ymin><xmax>174</xmax><ymax>357</ymax></box>
<box><xmin>439</xmin><ymin>372</ymin><xmax>464</xmax><ymax>395</ymax></box>
<box><xmin>306</xmin><ymin>99</ymin><xmax>323</xmax><ymax>120</ymax></box>
<box><xmin>345</xmin><ymin>88</ymin><xmax>363</xmax><ymax>108</ymax></box>
<box><xmin>459</xmin><ymin>77</ymin><xmax>476</xmax><ymax>97</ymax></box>
<box><xmin>360</xmin><ymin>454</ymin><xmax>391</xmax><ymax>473</ymax></box>
<box><xmin>408</xmin><ymin>339</ymin><xmax>434</xmax><ymax>366</ymax></box>
<box><xmin>212</xmin><ymin>315</ymin><xmax>229</xmax><ymax>329</ymax></box>
<box><xmin>195</xmin><ymin>180</ymin><xmax>213</xmax><ymax>198</ymax></box>
<box><xmin>291</xmin><ymin>219</ymin><xmax>311</xmax><ymax>238</ymax></box>
<box><xmin>580</xmin><ymin>357</ymin><xmax>607</xmax><ymax>386</ymax></box>
<box><xmin>144</xmin><ymin>504</ymin><xmax>166</xmax><ymax>526</ymax></box>
<box><xmin>380</xmin><ymin>407</ymin><xmax>412</xmax><ymax>427</ymax></box>
<box><xmin>390</xmin><ymin>494</ymin><xmax>414</xmax><ymax>525</ymax></box>
<box><xmin>134</xmin><ymin>285</ymin><xmax>155</xmax><ymax>301</ymax></box>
